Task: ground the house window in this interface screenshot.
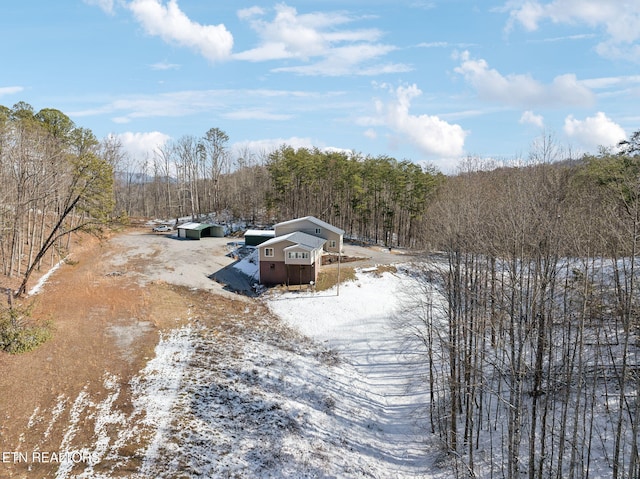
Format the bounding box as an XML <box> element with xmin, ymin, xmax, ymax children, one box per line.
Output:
<box><xmin>265</xmin><ymin>248</ymin><xmax>274</xmax><ymax>257</ymax></box>
<box><xmin>329</xmin><ymin>240</ymin><xmax>336</xmax><ymax>248</ymax></box>
<box><xmin>315</xmin><ymin>228</ymin><xmax>322</xmax><ymax>234</ymax></box>
<box><xmin>287</xmin><ymin>251</ymin><xmax>309</xmax><ymax>259</ymax></box>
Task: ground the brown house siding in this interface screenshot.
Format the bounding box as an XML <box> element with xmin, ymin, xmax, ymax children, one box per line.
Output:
<box><xmin>260</xmin><ymin>261</ymin><xmax>317</xmax><ymax>286</ymax></box>
<box><xmin>287</xmin><ymin>263</ymin><xmax>317</xmax><ymax>285</ymax></box>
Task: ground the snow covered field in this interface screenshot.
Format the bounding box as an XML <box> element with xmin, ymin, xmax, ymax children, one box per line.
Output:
<box><xmin>106</xmin><ymin>268</ymin><xmax>439</xmax><ymax>478</ymax></box>
<box><xmin>266</xmin><ymin>269</ymin><xmax>436</xmax><ymax>477</ymax></box>
<box><xmin>123</xmin><ymin>265</ymin><xmax>442</xmax><ymax>478</ymax></box>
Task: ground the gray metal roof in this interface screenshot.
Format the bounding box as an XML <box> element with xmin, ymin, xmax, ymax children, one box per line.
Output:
<box><xmin>274</xmin><ymin>216</ymin><xmax>345</xmax><ymax>235</ymax></box>
<box><xmin>258</xmin><ymin>231</ymin><xmax>326</xmax><ymax>250</ymax></box>
<box><xmin>244</xmin><ymin>229</ymin><xmax>275</xmax><ymax>237</ymax></box>
<box><xmin>178</xmin><ymin>222</ymin><xmax>220</xmax><ymax>231</ymax></box>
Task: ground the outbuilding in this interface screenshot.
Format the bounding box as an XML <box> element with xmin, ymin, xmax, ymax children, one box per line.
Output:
<box><xmin>177</xmin><ymin>222</ymin><xmax>224</xmax><ymax>240</ymax></box>
<box><xmin>244</xmin><ymin>229</ymin><xmax>276</xmax><ymax>247</ymax></box>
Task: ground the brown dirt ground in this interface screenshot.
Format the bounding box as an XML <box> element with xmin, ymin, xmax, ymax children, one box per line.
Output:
<box><xmin>0</xmin><ymin>230</ymin><xmax>252</xmax><ymax>478</ymax></box>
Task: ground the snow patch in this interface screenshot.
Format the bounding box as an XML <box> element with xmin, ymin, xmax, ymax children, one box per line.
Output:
<box><xmin>134</xmin><ymin>326</ymin><xmax>195</xmax><ymax>476</ymax></box>
<box><xmin>28</xmin><ymin>259</ymin><xmax>66</xmax><ymax>295</ymax></box>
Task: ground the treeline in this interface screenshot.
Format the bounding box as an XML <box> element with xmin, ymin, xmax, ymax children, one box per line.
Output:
<box><xmin>402</xmin><ymin>135</ymin><xmax>640</xmax><ymax>478</ymax></box>
<box><xmin>0</xmin><ymin>102</ymin><xmax>113</xmax><ymax>296</ymax></box>
<box><xmin>111</xmin><ymin>137</ymin><xmax>443</xmax><ymax>248</ymax></box>
<box><xmin>264</xmin><ymin>146</ymin><xmax>442</xmax><ymax>247</ymax></box>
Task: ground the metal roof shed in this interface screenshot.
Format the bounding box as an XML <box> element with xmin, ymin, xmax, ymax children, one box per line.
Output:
<box><xmin>177</xmin><ymin>222</ymin><xmax>224</xmax><ymax>240</ymax></box>
<box><xmin>244</xmin><ymin>229</ymin><xmax>275</xmax><ymax>246</ymax></box>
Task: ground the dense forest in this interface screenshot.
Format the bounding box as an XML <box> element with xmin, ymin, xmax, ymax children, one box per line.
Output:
<box><xmin>0</xmin><ymin>102</ymin><xmax>113</xmax><ymax>296</ymax></box>
<box><xmin>2</xmin><ymin>102</ymin><xmax>640</xmax><ymax>477</ymax></box>
<box><xmin>402</xmin><ymin>135</ymin><xmax>640</xmax><ymax>478</ymax></box>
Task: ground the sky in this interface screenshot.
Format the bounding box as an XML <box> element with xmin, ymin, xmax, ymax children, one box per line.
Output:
<box><xmin>2</xmin><ymin>1</ymin><xmax>640</xmax><ymax>173</ymax></box>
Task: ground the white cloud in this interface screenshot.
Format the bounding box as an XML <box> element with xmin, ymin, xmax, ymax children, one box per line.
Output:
<box><xmin>114</xmin><ymin>131</ymin><xmax>171</xmax><ymax>160</ymax></box>
<box><xmin>596</xmin><ymin>42</ymin><xmax>640</xmax><ymax>64</ymax></box>
<box><xmin>520</xmin><ymin>110</ymin><xmax>544</xmax><ymax>128</ymax></box>
<box><xmin>237</xmin><ymin>6</ymin><xmax>264</xmax><ymax>21</ymax></box>
<box><xmin>504</xmin><ymin>0</ymin><xmax>546</xmax><ymax>31</ymax></box>
<box><xmin>149</xmin><ymin>61</ymin><xmax>180</xmax><ymax>71</ymax></box>
<box><xmin>70</xmin><ymin>90</ymin><xmax>232</xmax><ymax>123</ymax></box>
<box><xmin>563</xmin><ymin>112</ymin><xmax>626</xmax><ymax>151</ymax></box>
<box><xmin>417</xmin><ymin>41</ymin><xmax>477</xmax><ymax>49</ymax></box>
<box><xmin>365</xmin><ymin>84</ymin><xmax>467</xmax><ymax>166</ymax></box>
<box><xmin>533</xmin><ymin>33</ymin><xmax>597</xmax><ymax>43</ymax></box>
<box><xmin>581</xmin><ymin>75</ymin><xmax>640</xmax><ymax>90</ymax></box>
<box><xmin>223</xmin><ymin>109</ymin><xmax>293</xmax><ymax>121</ymax></box>
<box><xmin>234</xmin><ymin>4</ymin><xmax>352</xmax><ymax>61</ymax></box>
<box><xmin>454</xmin><ymin>51</ymin><xmax>594</xmax><ymax>107</ymax></box>
<box><xmin>0</xmin><ymin>86</ymin><xmax>24</xmax><ymax>97</ymax></box>
<box><xmin>505</xmin><ymin>0</ymin><xmax>640</xmax><ymax>61</ymax></box>
<box><xmin>83</xmin><ymin>0</ymin><xmax>115</xmax><ymax>15</ymax></box>
<box><xmin>234</xmin><ymin>4</ymin><xmax>406</xmax><ymax>76</ymax></box>
<box><xmin>364</xmin><ymin>128</ymin><xmax>377</xmax><ymax>140</ymax></box>
<box><xmin>112</xmin><ymin>116</ymin><xmax>132</xmax><ymax>124</ymax></box>
<box><xmin>273</xmin><ymin>44</ymin><xmax>409</xmax><ymax>77</ymax></box>
<box><xmin>128</xmin><ymin>0</ymin><xmax>233</xmax><ymax>62</ymax></box>
<box><xmin>69</xmin><ymin>88</ymin><xmax>320</xmax><ymax>124</ymax></box>
<box><xmin>417</xmin><ymin>41</ymin><xmax>449</xmax><ymax>48</ymax></box>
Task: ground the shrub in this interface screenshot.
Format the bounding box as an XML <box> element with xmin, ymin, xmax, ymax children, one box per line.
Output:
<box><xmin>315</xmin><ymin>266</ymin><xmax>357</xmax><ymax>291</ymax></box>
<box><xmin>0</xmin><ymin>304</ymin><xmax>52</xmax><ymax>354</ymax></box>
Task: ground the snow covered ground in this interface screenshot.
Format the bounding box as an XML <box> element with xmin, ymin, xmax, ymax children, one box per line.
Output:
<box><xmin>107</xmin><ymin>267</ymin><xmax>437</xmax><ymax>478</ymax></box>
<box><xmin>124</xmin><ymin>264</ymin><xmax>441</xmax><ymax>478</ymax></box>
<box><xmin>37</xmin><ymin>237</ymin><xmax>448</xmax><ymax>478</ymax></box>
<box><xmin>24</xmin><ymin>233</ymin><xmax>630</xmax><ymax>478</ymax></box>
<box><xmin>266</xmin><ymin>269</ymin><xmax>435</xmax><ymax>476</ymax></box>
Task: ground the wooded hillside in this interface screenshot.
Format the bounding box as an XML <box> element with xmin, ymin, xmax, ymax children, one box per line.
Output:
<box><xmin>406</xmin><ymin>138</ymin><xmax>640</xmax><ymax>478</ymax></box>
<box><xmin>108</xmin><ymin>136</ymin><xmax>444</xmax><ymax>248</ymax></box>
<box><xmin>0</xmin><ymin>102</ymin><xmax>113</xmax><ymax>296</ymax></box>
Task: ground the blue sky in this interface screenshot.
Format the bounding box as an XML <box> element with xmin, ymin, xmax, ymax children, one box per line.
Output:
<box><xmin>2</xmin><ymin>1</ymin><xmax>639</xmax><ymax>172</ymax></box>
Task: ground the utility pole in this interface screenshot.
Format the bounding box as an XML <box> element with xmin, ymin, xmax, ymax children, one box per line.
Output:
<box><xmin>337</xmin><ymin>249</ymin><xmax>342</xmax><ymax>296</ymax></box>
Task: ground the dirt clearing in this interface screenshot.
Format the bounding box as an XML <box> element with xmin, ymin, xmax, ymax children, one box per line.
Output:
<box><xmin>0</xmin><ymin>230</ymin><xmax>252</xmax><ymax>478</ymax></box>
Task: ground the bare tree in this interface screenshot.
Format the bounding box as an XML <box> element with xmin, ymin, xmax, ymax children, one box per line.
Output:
<box><xmin>201</xmin><ymin>127</ymin><xmax>229</xmax><ymax>214</ymax></box>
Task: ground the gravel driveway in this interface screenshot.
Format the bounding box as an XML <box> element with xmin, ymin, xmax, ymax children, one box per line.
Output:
<box><xmin>108</xmin><ymin>231</ymin><xmax>417</xmax><ymax>297</ymax></box>
<box><xmin>341</xmin><ymin>241</ymin><xmax>418</xmax><ymax>267</ymax></box>
<box><xmin>109</xmin><ymin>231</ymin><xmax>252</xmax><ymax>298</ymax></box>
